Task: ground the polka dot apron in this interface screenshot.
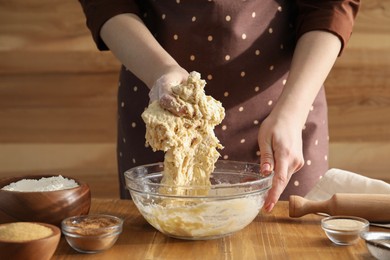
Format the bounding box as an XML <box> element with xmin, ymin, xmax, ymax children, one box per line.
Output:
<box><xmin>116</xmin><ymin>0</ymin><xmax>329</xmax><ymax>199</ymax></box>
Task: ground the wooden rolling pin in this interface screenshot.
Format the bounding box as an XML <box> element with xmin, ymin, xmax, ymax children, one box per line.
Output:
<box><xmin>289</xmin><ymin>193</ymin><xmax>390</xmax><ymax>223</ymax></box>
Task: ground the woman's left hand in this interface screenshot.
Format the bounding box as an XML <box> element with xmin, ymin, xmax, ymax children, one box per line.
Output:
<box><xmin>258</xmin><ymin>113</ymin><xmax>305</xmax><ymax>212</ymax></box>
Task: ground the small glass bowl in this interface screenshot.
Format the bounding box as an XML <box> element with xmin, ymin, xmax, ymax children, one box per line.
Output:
<box><xmin>61</xmin><ymin>214</ymin><xmax>123</xmax><ymax>253</ymax></box>
<box><xmin>321</xmin><ymin>216</ymin><xmax>369</xmax><ymax>245</ymax></box>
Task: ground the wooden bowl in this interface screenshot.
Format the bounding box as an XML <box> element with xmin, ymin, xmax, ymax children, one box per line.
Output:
<box><xmin>0</xmin><ymin>222</ymin><xmax>61</xmax><ymax>260</ymax></box>
<box><xmin>0</xmin><ymin>175</ymin><xmax>91</xmax><ymax>227</ymax></box>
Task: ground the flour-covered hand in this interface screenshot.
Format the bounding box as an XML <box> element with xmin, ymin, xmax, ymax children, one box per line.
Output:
<box><xmin>149</xmin><ymin>68</ymin><xmax>189</xmax><ymax>117</ymax></box>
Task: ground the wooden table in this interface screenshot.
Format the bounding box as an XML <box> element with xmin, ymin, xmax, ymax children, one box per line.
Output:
<box><xmin>53</xmin><ymin>198</ymin><xmax>384</xmax><ymax>259</ymax></box>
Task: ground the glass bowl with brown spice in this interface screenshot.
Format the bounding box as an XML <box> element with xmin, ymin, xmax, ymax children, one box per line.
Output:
<box><xmin>61</xmin><ymin>214</ymin><xmax>123</xmax><ymax>253</ymax></box>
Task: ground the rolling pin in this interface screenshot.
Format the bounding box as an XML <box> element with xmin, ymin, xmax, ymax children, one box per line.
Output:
<box><xmin>289</xmin><ymin>193</ymin><xmax>390</xmax><ymax>223</ymax></box>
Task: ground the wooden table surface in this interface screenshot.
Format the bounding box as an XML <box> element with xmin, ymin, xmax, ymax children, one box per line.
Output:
<box><xmin>53</xmin><ymin>198</ymin><xmax>384</xmax><ymax>260</ymax></box>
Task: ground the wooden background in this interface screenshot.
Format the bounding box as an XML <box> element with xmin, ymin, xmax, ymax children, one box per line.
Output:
<box><xmin>0</xmin><ymin>0</ymin><xmax>389</xmax><ymax>198</ymax></box>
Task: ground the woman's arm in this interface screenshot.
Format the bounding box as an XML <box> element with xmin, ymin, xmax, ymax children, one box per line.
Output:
<box><xmin>260</xmin><ymin>30</ymin><xmax>342</xmax><ymax>212</ymax></box>
<box><xmin>100</xmin><ymin>13</ymin><xmax>187</xmax><ymax>89</ymax></box>
<box><xmin>260</xmin><ymin>0</ymin><xmax>360</xmax><ymax>212</ymax></box>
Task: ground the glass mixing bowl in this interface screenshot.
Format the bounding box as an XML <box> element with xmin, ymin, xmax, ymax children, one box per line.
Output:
<box><xmin>124</xmin><ymin>160</ymin><xmax>273</xmax><ymax>240</ymax></box>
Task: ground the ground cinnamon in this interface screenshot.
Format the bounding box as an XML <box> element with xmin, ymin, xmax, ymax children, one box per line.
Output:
<box><xmin>65</xmin><ymin>216</ymin><xmax>119</xmax><ymax>236</ymax></box>
<box><xmin>62</xmin><ymin>215</ymin><xmax>122</xmax><ymax>253</ymax></box>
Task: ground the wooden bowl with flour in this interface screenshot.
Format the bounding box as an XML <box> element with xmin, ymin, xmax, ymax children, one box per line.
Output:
<box><xmin>0</xmin><ymin>175</ymin><xmax>91</xmax><ymax>227</ymax></box>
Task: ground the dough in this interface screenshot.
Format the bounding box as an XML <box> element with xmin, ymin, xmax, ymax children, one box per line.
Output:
<box><xmin>140</xmin><ymin>196</ymin><xmax>262</xmax><ymax>239</ymax></box>
<box><xmin>140</xmin><ymin>77</ymin><xmax>261</xmax><ymax>239</ymax></box>
<box><xmin>142</xmin><ymin>71</ymin><xmax>225</xmax><ymax>194</ymax></box>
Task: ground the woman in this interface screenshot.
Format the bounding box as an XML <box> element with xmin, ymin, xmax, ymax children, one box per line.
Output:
<box><xmin>79</xmin><ymin>0</ymin><xmax>359</xmax><ymax>212</ymax></box>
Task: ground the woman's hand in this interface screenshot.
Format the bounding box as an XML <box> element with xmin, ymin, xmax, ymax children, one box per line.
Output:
<box><xmin>258</xmin><ymin>112</ymin><xmax>305</xmax><ymax>212</ymax></box>
<box><xmin>149</xmin><ymin>67</ymin><xmax>189</xmax><ymax>116</ymax></box>
<box><xmin>258</xmin><ymin>31</ymin><xmax>342</xmax><ymax>212</ymax></box>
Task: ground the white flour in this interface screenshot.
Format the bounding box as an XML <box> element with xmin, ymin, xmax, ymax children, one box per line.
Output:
<box><xmin>1</xmin><ymin>175</ymin><xmax>79</xmax><ymax>192</ymax></box>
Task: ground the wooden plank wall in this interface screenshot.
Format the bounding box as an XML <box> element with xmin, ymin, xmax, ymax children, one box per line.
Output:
<box><xmin>0</xmin><ymin>0</ymin><xmax>121</xmax><ymax>198</ymax></box>
<box><xmin>0</xmin><ymin>1</ymin><xmax>389</xmax><ymax>198</ymax></box>
<box><xmin>325</xmin><ymin>0</ymin><xmax>390</xmax><ymax>181</ymax></box>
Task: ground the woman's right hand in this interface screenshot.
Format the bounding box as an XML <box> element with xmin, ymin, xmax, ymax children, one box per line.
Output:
<box><xmin>149</xmin><ymin>66</ymin><xmax>189</xmax><ymax>116</ymax></box>
<box><xmin>100</xmin><ymin>13</ymin><xmax>189</xmax><ymax>116</ymax></box>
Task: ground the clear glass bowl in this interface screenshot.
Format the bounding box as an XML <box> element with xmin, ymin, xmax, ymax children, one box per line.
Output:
<box><xmin>61</xmin><ymin>214</ymin><xmax>123</xmax><ymax>253</ymax></box>
<box><xmin>321</xmin><ymin>216</ymin><xmax>369</xmax><ymax>245</ymax></box>
<box><xmin>124</xmin><ymin>160</ymin><xmax>273</xmax><ymax>240</ymax></box>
